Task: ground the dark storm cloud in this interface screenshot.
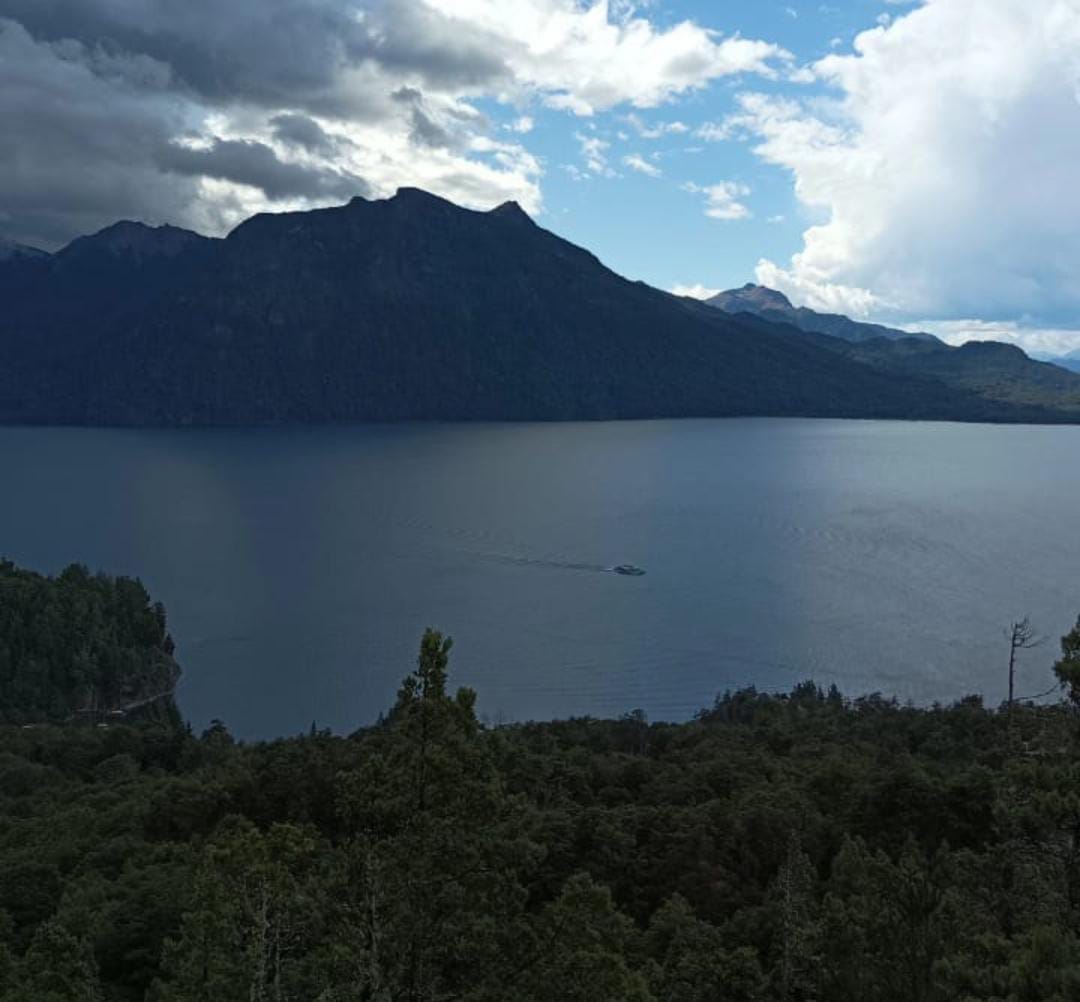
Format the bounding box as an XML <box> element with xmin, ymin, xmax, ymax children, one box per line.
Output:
<box><xmin>392</xmin><ymin>87</ymin><xmax>454</xmax><ymax>149</ymax></box>
<box><xmin>0</xmin><ymin>0</ymin><xmax>508</xmax><ymax>115</ymax></box>
<box><xmin>270</xmin><ymin>113</ymin><xmax>341</xmax><ymax>154</ymax></box>
<box><xmin>0</xmin><ymin>18</ymin><xmax>202</xmax><ymax>248</ymax></box>
<box><xmin>159</xmin><ymin>138</ymin><xmax>369</xmax><ymax>201</ymax></box>
<box><xmin>391</xmin><ymin>85</ymin><xmax>489</xmax><ymax>151</ymax></box>
<box><xmin>0</xmin><ymin>0</ymin><xmax>515</xmax><ymax>248</ymax></box>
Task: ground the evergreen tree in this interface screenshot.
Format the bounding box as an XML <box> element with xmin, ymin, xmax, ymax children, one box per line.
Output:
<box><xmin>333</xmin><ymin>629</ymin><xmax>535</xmax><ymax>1001</ymax></box>
<box><xmin>1053</xmin><ymin>617</ymin><xmax>1080</xmax><ymax>708</ymax></box>
<box><xmin>4</xmin><ymin>919</ymin><xmax>103</xmax><ymax>1002</ymax></box>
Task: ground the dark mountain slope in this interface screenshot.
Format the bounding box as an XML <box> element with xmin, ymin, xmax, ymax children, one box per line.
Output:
<box><xmin>0</xmin><ymin>221</ymin><xmax>216</xmax><ymax>371</ymax></box>
<box><xmin>0</xmin><ymin>238</ymin><xmax>48</xmax><ymax>262</ymax></box>
<box><xmin>837</xmin><ymin>337</ymin><xmax>1080</xmax><ymax>415</ymax></box>
<box><xmin>0</xmin><ymin>191</ymin><xmax>1072</xmax><ymax>425</ymax></box>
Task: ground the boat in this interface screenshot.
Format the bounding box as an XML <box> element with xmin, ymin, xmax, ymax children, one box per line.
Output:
<box><xmin>613</xmin><ymin>564</ymin><xmax>646</xmax><ymax>576</ymax></box>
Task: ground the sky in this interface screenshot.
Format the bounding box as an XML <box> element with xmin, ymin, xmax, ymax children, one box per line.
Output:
<box><xmin>1</xmin><ymin>0</ymin><xmax>1079</xmax><ymax>354</ymax></box>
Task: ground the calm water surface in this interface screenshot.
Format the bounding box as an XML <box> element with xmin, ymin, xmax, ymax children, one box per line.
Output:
<box><xmin>2</xmin><ymin>419</ymin><xmax>1078</xmax><ymax>737</ymax></box>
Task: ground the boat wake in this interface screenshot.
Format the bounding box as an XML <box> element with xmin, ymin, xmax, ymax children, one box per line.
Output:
<box><xmin>475</xmin><ymin>552</ymin><xmax>612</xmax><ymax>573</ymax></box>
<box><xmin>470</xmin><ymin>552</ymin><xmax>645</xmax><ymax>576</ymax></box>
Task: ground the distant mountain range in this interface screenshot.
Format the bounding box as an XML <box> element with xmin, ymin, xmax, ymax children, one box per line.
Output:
<box><xmin>707</xmin><ymin>283</ymin><xmax>940</xmax><ymax>344</ymax></box>
<box><xmin>1040</xmin><ymin>350</ymin><xmax>1080</xmax><ymax>374</ymax></box>
<box><xmin>0</xmin><ymin>238</ymin><xmax>48</xmax><ymax>263</ymax></box>
<box><xmin>708</xmin><ymin>284</ymin><xmax>1080</xmax><ymax>418</ymax></box>
<box><xmin>1</xmin><ymin>189</ymin><xmax>1078</xmax><ymax>426</ymax></box>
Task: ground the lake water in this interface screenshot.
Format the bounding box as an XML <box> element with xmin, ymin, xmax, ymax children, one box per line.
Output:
<box><xmin>1</xmin><ymin>419</ymin><xmax>1078</xmax><ymax>738</ymax></box>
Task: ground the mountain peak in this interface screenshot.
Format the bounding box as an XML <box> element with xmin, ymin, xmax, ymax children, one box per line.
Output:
<box><xmin>489</xmin><ymin>200</ymin><xmax>534</xmax><ymax>224</ymax></box>
<box><xmin>391</xmin><ymin>186</ymin><xmax>453</xmax><ymax>208</ymax></box>
<box><xmin>705</xmin><ymin>283</ymin><xmax>942</xmax><ymax>346</ymax></box>
<box><xmin>710</xmin><ymin>284</ymin><xmax>795</xmax><ymax>313</ymax></box>
<box><xmin>61</xmin><ymin>220</ymin><xmax>209</xmax><ymax>261</ymax></box>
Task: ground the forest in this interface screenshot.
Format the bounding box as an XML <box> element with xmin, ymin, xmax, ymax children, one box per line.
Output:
<box><xmin>2</xmin><ymin>562</ymin><xmax>1080</xmax><ymax>1000</ymax></box>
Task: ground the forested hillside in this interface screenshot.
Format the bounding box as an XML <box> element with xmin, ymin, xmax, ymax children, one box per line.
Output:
<box><xmin>1</xmin><ymin>190</ymin><xmax>1075</xmax><ymax>427</ymax></box>
<box><xmin>0</xmin><ymin>561</ymin><xmax>179</xmax><ymax>725</ymax></box>
<box><xmin>2</xmin><ymin>604</ymin><xmax>1080</xmax><ymax>1001</ymax></box>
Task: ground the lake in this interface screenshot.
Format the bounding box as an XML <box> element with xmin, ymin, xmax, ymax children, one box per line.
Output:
<box><xmin>1</xmin><ymin>418</ymin><xmax>1077</xmax><ymax>738</ymax></box>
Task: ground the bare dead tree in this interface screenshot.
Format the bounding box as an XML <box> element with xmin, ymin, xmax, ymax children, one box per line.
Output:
<box><xmin>1006</xmin><ymin>617</ymin><xmax>1044</xmax><ymax>738</ymax></box>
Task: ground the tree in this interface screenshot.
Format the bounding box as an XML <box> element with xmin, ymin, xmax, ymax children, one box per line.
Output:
<box><xmin>1006</xmin><ymin>618</ymin><xmax>1042</xmax><ymax>729</ymax></box>
<box><xmin>333</xmin><ymin>629</ymin><xmax>535</xmax><ymax>1001</ymax></box>
<box><xmin>154</xmin><ymin>818</ymin><xmax>322</xmax><ymax>1002</ymax></box>
<box><xmin>5</xmin><ymin>920</ymin><xmax>103</xmax><ymax>1002</ymax></box>
<box><xmin>518</xmin><ymin>874</ymin><xmax>653</xmax><ymax>1002</ymax></box>
<box><xmin>644</xmin><ymin>894</ymin><xmax>765</xmax><ymax>1002</ymax></box>
<box><xmin>1053</xmin><ymin>617</ymin><xmax>1080</xmax><ymax>709</ymax></box>
<box><xmin>770</xmin><ymin>833</ymin><xmax>820</xmax><ymax>1002</ymax></box>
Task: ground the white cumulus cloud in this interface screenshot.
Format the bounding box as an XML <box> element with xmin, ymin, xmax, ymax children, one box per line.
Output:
<box><xmin>422</xmin><ymin>0</ymin><xmax>791</xmax><ymax>115</ymax></box>
<box><xmin>731</xmin><ymin>0</ymin><xmax>1080</xmax><ymax>325</ymax></box>
<box><xmin>903</xmin><ymin>320</ymin><xmax>1080</xmax><ymax>357</ymax></box>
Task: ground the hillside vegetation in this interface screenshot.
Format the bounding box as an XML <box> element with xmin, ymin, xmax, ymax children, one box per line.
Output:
<box><xmin>1</xmin><ymin>566</ymin><xmax>1080</xmax><ymax>1000</ymax></box>
<box><xmin>0</xmin><ymin>561</ymin><xmax>179</xmax><ymax>725</ymax></box>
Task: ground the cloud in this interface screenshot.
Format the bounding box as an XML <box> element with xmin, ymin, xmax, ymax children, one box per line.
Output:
<box><xmin>0</xmin><ymin>0</ymin><xmax>788</xmax><ymax>247</ymax></box>
<box><xmin>0</xmin><ymin>19</ymin><xmax>205</xmax><ymax>248</ymax></box>
<box><xmin>622</xmin><ymin>153</ymin><xmax>661</xmax><ymax>177</ymax></box>
<box><xmin>732</xmin><ymin>0</ymin><xmax>1080</xmax><ymax>324</ymax></box>
<box><xmin>695</xmin><ymin>121</ymin><xmax>734</xmax><ymax>142</ymax></box>
<box><xmin>684</xmin><ymin>180</ymin><xmax>751</xmax><ymax>220</ymax></box>
<box><xmin>0</xmin><ymin>0</ymin><xmax>504</xmax><ymax>115</ymax></box>
<box><xmin>671</xmin><ymin>282</ymin><xmax>720</xmax><ymax>299</ymax></box>
<box><xmin>270</xmin><ymin>113</ymin><xmax>341</xmax><ymax>154</ymax></box>
<box><xmin>902</xmin><ymin>320</ymin><xmax>1080</xmax><ymax>358</ymax></box>
<box><xmin>159</xmin><ymin>138</ymin><xmax>368</xmax><ymax>201</ymax></box>
<box><xmin>623</xmin><ymin>113</ymin><xmax>689</xmax><ymax>139</ymax></box>
<box><xmin>575</xmin><ymin>131</ymin><xmax>614</xmax><ymax>175</ymax></box>
<box><xmin>422</xmin><ymin>0</ymin><xmax>791</xmax><ymax>115</ymax></box>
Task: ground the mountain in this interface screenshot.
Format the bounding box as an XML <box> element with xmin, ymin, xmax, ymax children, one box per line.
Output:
<box><xmin>60</xmin><ymin>220</ymin><xmax>211</xmax><ymax>263</ymax></box>
<box><xmin>832</xmin><ymin>336</ymin><xmax>1080</xmax><ymax>415</ymax></box>
<box><xmin>0</xmin><ymin>237</ymin><xmax>48</xmax><ymax>262</ymax></box>
<box><xmin>707</xmin><ymin>283</ymin><xmax>939</xmax><ymax>344</ymax></box>
<box><xmin>0</xmin><ymin>190</ymin><xmax>1076</xmax><ymax>426</ymax></box>
<box><xmin>1040</xmin><ymin>350</ymin><xmax>1080</xmax><ymax>375</ymax></box>
<box><xmin>707</xmin><ymin>284</ymin><xmax>1080</xmax><ymax>417</ymax></box>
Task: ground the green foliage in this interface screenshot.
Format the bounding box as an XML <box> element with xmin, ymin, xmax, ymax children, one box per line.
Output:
<box><xmin>3</xmin><ymin>919</ymin><xmax>103</xmax><ymax>1002</ymax></box>
<box><xmin>331</xmin><ymin>628</ymin><xmax>536</xmax><ymax>1001</ymax></box>
<box><xmin>0</xmin><ymin>561</ymin><xmax>179</xmax><ymax>724</ymax></box>
<box><xmin>3</xmin><ymin>600</ymin><xmax>1080</xmax><ymax>1001</ymax></box>
<box><xmin>1053</xmin><ymin>617</ymin><xmax>1080</xmax><ymax>708</ymax></box>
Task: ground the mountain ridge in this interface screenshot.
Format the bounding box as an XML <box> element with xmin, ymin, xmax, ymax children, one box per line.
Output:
<box><xmin>1</xmin><ymin>192</ymin><xmax>1077</xmax><ymax>426</ymax></box>
<box><xmin>705</xmin><ymin>283</ymin><xmax>1080</xmax><ymax>415</ymax></box>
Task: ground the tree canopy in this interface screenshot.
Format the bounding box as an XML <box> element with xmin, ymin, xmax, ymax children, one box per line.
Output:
<box><xmin>3</xmin><ymin>571</ymin><xmax>1080</xmax><ymax>1000</ymax></box>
